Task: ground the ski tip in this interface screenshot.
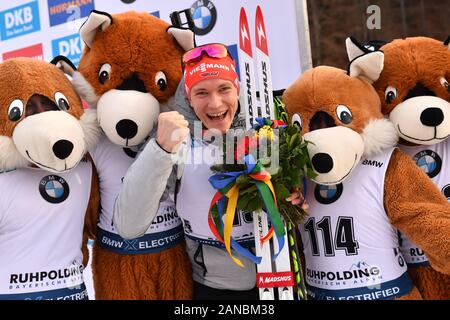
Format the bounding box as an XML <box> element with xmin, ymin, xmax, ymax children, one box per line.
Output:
<box><xmin>239</xmin><ymin>7</ymin><xmax>252</xmax><ymax>56</ymax></box>
<box><xmin>255</xmin><ymin>5</ymin><xmax>269</xmax><ymax>55</ymax></box>
<box><xmin>239</xmin><ymin>6</ymin><xmax>247</xmax><ymax>17</ymax></box>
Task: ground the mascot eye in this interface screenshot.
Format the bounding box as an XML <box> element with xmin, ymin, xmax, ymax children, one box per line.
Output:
<box><xmin>54</xmin><ymin>92</ymin><xmax>70</xmax><ymax>111</ymax></box>
<box><xmin>8</xmin><ymin>99</ymin><xmax>24</xmax><ymax>121</ymax></box>
<box><xmin>440</xmin><ymin>77</ymin><xmax>449</xmax><ymax>91</ymax></box>
<box><xmin>155</xmin><ymin>71</ymin><xmax>167</xmax><ymax>91</ymax></box>
<box><xmin>98</xmin><ymin>63</ymin><xmax>111</xmax><ymax>84</ymax></box>
<box><xmin>384</xmin><ymin>86</ymin><xmax>397</xmax><ymax>104</ymax></box>
<box><xmin>336</xmin><ymin>105</ymin><xmax>353</xmax><ymax>124</ymax></box>
<box><xmin>291</xmin><ymin>113</ymin><xmax>303</xmax><ymax>130</ymax></box>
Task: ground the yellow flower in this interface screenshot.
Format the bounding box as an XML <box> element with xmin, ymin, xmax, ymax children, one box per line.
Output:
<box><xmin>256</xmin><ymin>125</ymin><xmax>274</xmax><ymax>140</ymax></box>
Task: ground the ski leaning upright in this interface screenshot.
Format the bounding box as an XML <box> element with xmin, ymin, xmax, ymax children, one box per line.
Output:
<box><xmin>238</xmin><ymin>5</ymin><xmax>295</xmax><ymax>300</ymax></box>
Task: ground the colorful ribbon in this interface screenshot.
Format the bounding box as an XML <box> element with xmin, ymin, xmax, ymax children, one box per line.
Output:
<box><xmin>254</xmin><ymin>117</ymin><xmax>287</xmax><ymax>129</ymax></box>
<box><xmin>208</xmin><ymin>154</ymin><xmax>286</xmax><ymax>267</ymax></box>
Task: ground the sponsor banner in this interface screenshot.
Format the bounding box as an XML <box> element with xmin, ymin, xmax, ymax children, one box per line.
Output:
<box><xmin>47</xmin><ymin>0</ymin><xmax>95</xmax><ymax>27</ymax></box>
<box><xmin>190</xmin><ymin>0</ymin><xmax>217</xmax><ymax>35</ymax></box>
<box><xmin>51</xmin><ymin>33</ymin><xmax>84</xmax><ymax>66</ymax></box>
<box><xmin>97</xmin><ymin>225</ymin><xmax>185</xmax><ymax>254</ymax></box>
<box><xmin>0</xmin><ymin>1</ymin><xmax>40</xmax><ymax>41</ymax></box>
<box><xmin>2</xmin><ymin>43</ymin><xmax>43</xmax><ymax>61</ymax></box>
<box><xmin>0</xmin><ymin>0</ymin><xmax>303</xmax><ymax>90</ymax></box>
<box><xmin>257</xmin><ymin>272</ymin><xmax>295</xmax><ymax>288</ymax></box>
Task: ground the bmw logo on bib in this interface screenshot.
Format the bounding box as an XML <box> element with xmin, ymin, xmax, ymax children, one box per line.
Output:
<box><xmin>314</xmin><ymin>183</ymin><xmax>343</xmax><ymax>204</ymax></box>
<box><xmin>39</xmin><ymin>175</ymin><xmax>70</xmax><ymax>204</ymax></box>
<box><xmin>190</xmin><ymin>0</ymin><xmax>217</xmax><ymax>35</ymax></box>
<box><xmin>413</xmin><ymin>150</ymin><xmax>442</xmax><ymax>178</ymax></box>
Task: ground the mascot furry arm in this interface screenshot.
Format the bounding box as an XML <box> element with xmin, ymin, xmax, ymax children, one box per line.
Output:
<box><xmin>384</xmin><ymin>149</ymin><xmax>450</xmax><ymax>274</ymax></box>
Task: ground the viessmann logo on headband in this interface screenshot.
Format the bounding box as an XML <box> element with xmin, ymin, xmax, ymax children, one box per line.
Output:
<box><xmin>188</xmin><ymin>62</ymin><xmax>231</xmax><ymax>76</ymax></box>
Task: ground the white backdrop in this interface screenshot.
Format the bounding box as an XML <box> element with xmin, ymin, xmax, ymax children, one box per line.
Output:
<box><xmin>0</xmin><ymin>0</ymin><xmax>306</xmax><ymax>90</ymax></box>
<box><xmin>0</xmin><ymin>0</ymin><xmax>308</xmax><ymax>299</ymax></box>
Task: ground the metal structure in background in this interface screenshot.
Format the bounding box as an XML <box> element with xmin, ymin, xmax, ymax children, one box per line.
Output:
<box><xmin>170</xmin><ymin>8</ymin><xmax>196</xmax><ymax>30</ymax></box>
<box><xmin>295</xmin><ymin>0</ymin><xmax>313</xmax><ymax>71</ymax></box>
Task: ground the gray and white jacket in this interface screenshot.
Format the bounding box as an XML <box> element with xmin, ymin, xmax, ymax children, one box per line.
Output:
<box><xmin>113</xmin><ymin>79</ymin><xmax>256</xmax><ymax>290</ymax></box>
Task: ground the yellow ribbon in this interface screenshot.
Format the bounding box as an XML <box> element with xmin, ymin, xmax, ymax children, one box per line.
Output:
<box><xmin>222</xmin><ymin>173</ymin><xmax>278</xmax><ymax>268</ymax></box>
<box><xmin>224</xmin><ymin>184</ymin><xmax>242</xmax><ymax>267</ymax></box>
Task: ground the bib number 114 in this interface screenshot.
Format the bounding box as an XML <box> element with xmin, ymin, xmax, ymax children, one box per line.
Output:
<box><xmin>304</xmin><ymin>216</ymin><xmax>359</xmax><ymax>256</ymax></box>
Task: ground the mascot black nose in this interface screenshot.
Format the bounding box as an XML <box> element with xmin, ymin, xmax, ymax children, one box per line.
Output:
<box><xmin>312</xmin><ymin>153</ymin><xmax>334</xmax><ymax>174</ymax></box>
<box><xmin>52</xmin><ymin>139</ymin><xmax>74</xmax><ymax>160</ymax></box>
<box><xmin>420</xmin><ymin>108</ymin><xmax>444</xmax><ymax>127</ymax></box>
<box><xmin>116</xmin><ymin>119</ymin><xmax>138</xmax><ymax>140</ymax></box>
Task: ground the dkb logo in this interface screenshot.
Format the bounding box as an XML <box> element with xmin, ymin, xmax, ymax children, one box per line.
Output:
<box><xmin>52</xmin><ymin>34</ymin><xmax>84</xmax><ymax>66</ymax></box>
<box><xmin>0</xmin><ymin>1</ymin><xmax>41</xmax><ymax>40</ymax></box>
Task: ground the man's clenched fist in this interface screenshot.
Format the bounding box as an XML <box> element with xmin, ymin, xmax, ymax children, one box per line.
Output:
<box><xmin>156</xmin><ymin>111</ymin><xmax>190</xmax><ymax>153</ymax></box>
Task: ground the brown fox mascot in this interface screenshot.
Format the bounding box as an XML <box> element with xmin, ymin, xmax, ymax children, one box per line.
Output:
<box><xmin>282</xmin><ymin>38</ymin><xmax>450</xmax><ymax>300</ymax></box>
<box><xmin>0</xmin><ymin>58</ymin><xmax>100</xmax><ymax>300</ymax></box>
<box><xmin>57</xmin><ymin>10</ymin><xmax>195</xmax><ymax>300</ymax></box>
<box><xmin>365</xmin><ymin>36</ymin><xmax>450</xmax><ymax>300</ymax></box>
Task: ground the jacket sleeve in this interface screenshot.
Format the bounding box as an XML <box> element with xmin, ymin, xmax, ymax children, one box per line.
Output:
<box><xmin>384</xmin><ymin>148</ymin><xmax>450</xmax><ymax>274</ymax></box>
<box><xmin>113</xmin><ymin>138</ymin><xmax>177</xmax><ymax>239</ymax></box>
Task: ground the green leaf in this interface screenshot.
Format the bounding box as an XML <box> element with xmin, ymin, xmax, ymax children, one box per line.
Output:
<box><xmin>245</xmin><ymin>197</ymin><xmax>263</xmax><ymax>212</ymax></box>
<box><xmin>237</xmin><ymin>193</ymin><xmax>253</xmax><ymax>210</ymax></box>
<box><xmin>289</xmin><ymin>170</ymin><xmax>301</xmax><ymax>187</ymax></box>
<box><xmin>274</xmin><ymin>183</ymin><xmax>291</xmax><ymax>200</ymax></box>
<box><xmin>289</xmin><ymin>133</ymin><xmax>300</xmax><ymax>149</ymax></box>
<box><xmin>240</xmin><ymin>184</ymin><xmax>257</xmax><ymax>195</ymax></box>
<box><xmin>307</xmin><ymin>167</ymin><xmax>317</xmax><ymax>179</ymax></box>
<box><xmin>236</xmin><ymin>174</ymin><xmax>251</xmax><ymax>186</ymax></box>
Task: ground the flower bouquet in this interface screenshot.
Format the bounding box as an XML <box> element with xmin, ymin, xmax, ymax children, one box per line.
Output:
<box><xmin>208</xmin><ymin>118</ymin><xmax>315</xmax><ymax>267</ymax></box>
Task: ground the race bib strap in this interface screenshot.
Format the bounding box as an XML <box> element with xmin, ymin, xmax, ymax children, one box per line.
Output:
<box><xmin>306</xmin><ymin>272</ymin><xmax>414</xmax><ymax>300</ymax></box>
<box><xmin>0</xmin><ymin>283</ymin><xmax>88</xmax><ymax>300</ymax></box>
<box><xmin>407</xmin><ymin>261</ymin><xmax>430</xmax><ymax>268</ymax></box>
<box><xmin>97</xmin><ymin>225</ymin><xmax>184</xmax><ymax>254</ymax></box>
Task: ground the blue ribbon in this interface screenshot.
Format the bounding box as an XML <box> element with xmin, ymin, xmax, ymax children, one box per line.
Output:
<box><xmin>209</xmin><ymin>154</ymin><xmax>256</xmax><ymax>191</ymax></box>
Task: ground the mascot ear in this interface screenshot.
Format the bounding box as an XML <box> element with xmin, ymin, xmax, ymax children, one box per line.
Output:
<box><xmin>347</xmin><ymin>40</ymin><xmax>384</xmax><ymax>84</ymax></box>
<box><xmin>445</xmin><ymin>36</ymin><xmax>450</xmax><ymax>50</ymax></box>
<box><xmin>51</xmin><ymin>55</ymin><xmax>77</xmax><ymax>77</ymax></box>
<box><xmin>167</xmin><ymin>27</ymin><xmax>196</xmax><ymax>51</ymax></box>
<box><xmin>80</xmin><ymin>10</ymin><xmax>113</xmax><ymax>48</ymax></box>
<box><xmin>346</xmin><ymin>36</ymin><xmax>370</xmax><ymax>61</ymax></box>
